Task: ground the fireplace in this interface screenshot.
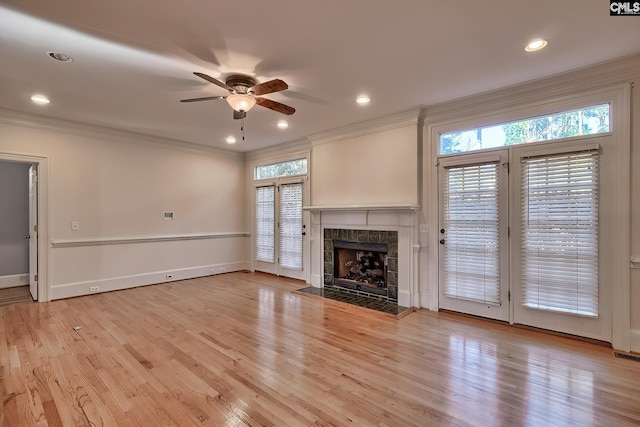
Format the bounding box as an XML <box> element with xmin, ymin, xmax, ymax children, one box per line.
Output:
<box><xmin>324</xmin><ymin>228</ymin><xmax>399</xmax><ymax>302</ymax></box>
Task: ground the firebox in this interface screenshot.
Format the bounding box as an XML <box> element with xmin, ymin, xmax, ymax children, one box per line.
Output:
<box><xmin>333</xmin><ymin>240</ymin><xmax>388</xmax><ymax>296</ymax></box>
<box><xmin>324</xmin><ymin>228</ymin><xmax>399</xmax><ymax>302</ymax></box>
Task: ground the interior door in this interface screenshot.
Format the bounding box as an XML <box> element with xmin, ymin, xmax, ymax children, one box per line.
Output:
<box><xmin>438</xmin><ymin>150</ymin><xmax>509</xmax><ymax>321</ymax></box>
<box><xmin>511</xmin><ymin>138</ymin><xmax>611</xmax><ymax>341</ymax></box>
<box><xmin>28</xmin><ymin>165</ymin><xmax>38</xmax><ymax>301</ymax></box>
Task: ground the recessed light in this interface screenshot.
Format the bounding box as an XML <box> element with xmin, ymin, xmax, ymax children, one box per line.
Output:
<box><xmin>277</xmin><ymin>120</ymin><xmax>289</xmax><ymax>129</ymax></box>
<box><xmin>525</xmin><ymin>39</ymin><xmax>548</xmax><ymax>52</ymax></box>
<box><xmin>225</xmin><ymin>136</ymin><xmax>237</xmax><ymax>144</ymax></box>
<box><xmin>48</xmin><ymin>52</ymin><xmax>74</xmax><ymax>62</ymax></box>
<box><xmin>356</xmin><ymin>95</ymin><xmax>370</xmax><ymax>105</ymax></box>
<box><xmin>30</xmin><ymin>94</ymin><xmax>50</xmax><ymax>105</ymax></box>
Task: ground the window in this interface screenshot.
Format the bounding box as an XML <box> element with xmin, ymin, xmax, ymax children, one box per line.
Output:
<box><xmin>442</xmin><ymin>162</ymin><xmax>501</xmax><ymax>304</ymax></box>
<box><xmin>440</xmin><ymin>104</ymin><xmax>609</xmax><ymax>154</ymax></box>
<box><xmin>279</xmin><ymin>183</ymin><xmax>303</xmax><ymax>270</ymax></box>
<box><xmin>520</xmin><ymin>150</ymin><xmax>599</xmax><ymax>317</ymax></box>
<box><xmin>255</xmin><ymin>186</ymin><xmax>275</xmax><ymax>262</ymax></box>
<box><xmin>255</xmin><ymin>158</ymin><xmax>307</xmax><ymax>180</ymax></box>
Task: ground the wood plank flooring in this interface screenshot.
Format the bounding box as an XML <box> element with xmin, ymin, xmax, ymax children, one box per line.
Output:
<box><xmin>0</xmin><ymin>286</ymin><xmax>33</xmax><ymax>308</ymax></box>
<box><xmin>1</xmin><ymin>272</ymin><xmax>639</xmax><ymax>426</ymax></box>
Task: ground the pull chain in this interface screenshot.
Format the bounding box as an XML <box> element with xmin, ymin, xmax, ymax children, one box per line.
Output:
<box><xmin>241</xmin><ymin>116</ymin><xmax>245</xmax><ymax>141</ymax></box>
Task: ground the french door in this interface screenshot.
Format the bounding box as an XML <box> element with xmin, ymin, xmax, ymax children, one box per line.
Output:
<box><xmin>439</xmin><ymin>138</ymin><xmax>612</xmax><ymax>341</ymax></box>
<box><xmin>438</xmin><ymin>150</ymin><xmax>510</xmax><ymax>321</ymax></box>
<box><xmin>255</xmin><ymin>180</ymin><xmax>306</xmax><ymax>280</ymax></box>
<box><xmin>511</xmin><ymin>138</ymin><xmax>611</xmax><ymax>341</ymax></box>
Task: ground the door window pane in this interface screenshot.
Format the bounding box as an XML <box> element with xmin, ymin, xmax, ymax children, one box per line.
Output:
<box><xmin>443</xmin><ymin>162</ymin><xmax>501</xmax><ymax>304</ymax></box>
<box><xmin>256</xmin><ymin>186</ymin><xmax>275</xmax><ymax>263</ymax></box>
<box><xmin>279</xmin><ymin>183</ymin><xmax>303</xmax><ymax>270</ymax></box>
<box><xmin>520</xmin><ymin>150</ymin><xmax>599</xmax><ymax>317</ymax></box>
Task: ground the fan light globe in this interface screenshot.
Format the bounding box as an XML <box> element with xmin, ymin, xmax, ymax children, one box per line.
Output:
<box><xmin>226</xmin><ymin>94</ymin><xmax>256</xmax><ymax>112</ymax></box>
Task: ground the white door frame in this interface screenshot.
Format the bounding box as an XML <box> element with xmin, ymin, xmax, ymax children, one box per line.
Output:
<box><xmin>0</xmin><ymin>151</ymin><xmax>50</xmax><ymax>302</ymax></box>
<box><xmin>425</xmin><ymin>84</ymin><xmax>631</xmax><ymax>351</ymax></box>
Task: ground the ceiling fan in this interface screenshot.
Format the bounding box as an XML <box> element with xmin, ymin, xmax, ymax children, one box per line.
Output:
<box><xmin>181</xmin><ymin>72</ymin><xmax>296</xmax><ymax>119</ymax></box>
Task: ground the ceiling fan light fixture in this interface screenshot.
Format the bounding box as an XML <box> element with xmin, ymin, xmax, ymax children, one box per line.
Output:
<box><xmin>225</xmin><ymin>136</ymin><xmax>237</xmax><ymax>144</ymax></box>
<box><xmin>226</xmin><ymin>94</ymin><xmax>256</xmax><ymax>112</ymax></box>
<box><xmin>277</xmin><ymin>120</ymin><xmax>289</xmax><ymax>129</ymax></box>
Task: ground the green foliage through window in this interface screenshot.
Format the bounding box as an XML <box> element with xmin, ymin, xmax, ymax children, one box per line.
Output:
<box><xmin>255</xmin><ymin>158</ymin><xmax>308</xmax><ymax>180</ymax></box>
<box><xmin>440</xmin><ymin>104</ymin><xmax>609</xmax><ymax>154</ymax></box>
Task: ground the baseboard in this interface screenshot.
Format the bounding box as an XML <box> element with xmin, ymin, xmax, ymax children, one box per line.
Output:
<box><xmin>0</xmin><ymin>273</ymin><xmax>29</xmax><ymax>289</ymax></box>
<box><xmin>631</xmin><ymin>329</ymin><xmax>640</xmax><ymax>353</ymax></box>
<box><xmin>50</xmin><ymin>261</ymin><xmax>249</xmax><ymax>300</ymax></box>
<box><xmin>310</xmin><ymin>274</ymin><xmax>322</xmax><ymax>288</ymax></box>
<box><xmin>398</xmin><ymin>289</ymin><xmax>411</xmax><ymax>308</ymax></box>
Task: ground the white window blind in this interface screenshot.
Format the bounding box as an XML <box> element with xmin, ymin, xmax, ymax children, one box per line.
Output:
<box><xmin>443</xmin><ymin>162</ymin><xmax>501</xmax><ymax>304</ymax></box>
<box><xmin>256</xmin><ymin>185</ymin><xmax>275</xmax><ymax>263</ymax></box>
<box><xmin>279</xmin><ymin>183</ymin><xmax>303</xmax><ymax>270</ymax></box>
<box><xmin>521</xmin><ymin>150</ymin><xmax>599</xmax><ymax>317</ymax></box>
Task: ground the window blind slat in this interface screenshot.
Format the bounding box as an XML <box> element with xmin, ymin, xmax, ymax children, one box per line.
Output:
<box><xmin>443</xmin><ymin>162</ymin><xmax>501</xmax><ymax>305</ymax></box>
<box><xmin>521</xmin><ymin>151</ymin><xmax>599</xmax><ymax>317</ymax></box>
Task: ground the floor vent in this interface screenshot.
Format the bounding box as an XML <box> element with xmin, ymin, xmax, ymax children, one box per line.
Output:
<box><xmin>614</xmin><ymin>352</ymin><xmax>640</xmax><ymax>363</ymax></box>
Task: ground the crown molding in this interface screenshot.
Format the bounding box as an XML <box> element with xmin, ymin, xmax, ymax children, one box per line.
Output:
<box><xmin>307</xmin><ymin>107</ymin><xmax>424</xmax><ymax>146</ymax></box>
<box><xmin>245</xmin><ymin>137</ymin><xmax>311</xmax><ymax>162</ymax></box>
<box><xmin>424</xmin><ymin>53</ymin><xmax>640</xmax><ymax>125</ymax></box>
<box><xmin>0</xmin><ymin>108</ymin><xmax>244</xmax><ymax>161</ymax></box>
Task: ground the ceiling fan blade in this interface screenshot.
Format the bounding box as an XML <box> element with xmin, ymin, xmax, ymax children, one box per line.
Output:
<box><xmin>255</xmin><ymin>97</ymin><xmax>296</xmax><ymax>115</ymax></box>
<box><xmin>180</xmin><ymin>96</ymin><xmax>225</xmax><ymax>103</ymax></box>
<box><xmin>234</xmin><ymin>110</ymin><xmax>246</xmax><ymax>120</ymax></box>
<box><xmin>251</xmin><ymin>79</ymin><xmax>288</xmax><ymax>96</ymax></box>
<box><xmin>193</xmin><ymin>72</ymin><xmax>233</xmax><ymax>92</ymax></box>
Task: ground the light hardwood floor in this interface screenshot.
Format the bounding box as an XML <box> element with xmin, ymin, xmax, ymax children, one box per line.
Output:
<box><xmin>0</xmin><ymin>286</ymin><xmax>33</xmax><ymax>307</ymax></box>
<box><xmin>1</xmin><ymin>272</ymin><xmax>639</xmax><ymax>426</ymax></box>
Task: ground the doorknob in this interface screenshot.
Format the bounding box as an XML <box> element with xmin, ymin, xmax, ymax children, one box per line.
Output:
<box><xmin>302</xmin><ymin>232</ymin><xmax>306</xmax><ymax>236</ymax></box>
<box><xmin>439</xmin><ymin>239</ymin><xmax>445</xmax><ymax>245</ymax></box>
<box><xmin>24</xmin><ymin>234</ymin><xmax>30</xmax><ymax>239</ymax></box>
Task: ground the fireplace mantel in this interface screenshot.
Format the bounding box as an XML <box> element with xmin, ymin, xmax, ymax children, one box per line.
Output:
<box><xmin>304</xmin><ymin>203</ymin><xmax>420</xmax><ymax>212</ymax></box>
<box><xmin>307</xmin><ymin>203</ymin><xmax>419</xmax><ymax>308</ymax></box>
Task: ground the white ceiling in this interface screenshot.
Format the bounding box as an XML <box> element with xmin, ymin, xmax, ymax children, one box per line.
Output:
<box><xmin>1</xmin><ymin>1</ymin><xmax>639</xmax><ymax>152</ymax></box>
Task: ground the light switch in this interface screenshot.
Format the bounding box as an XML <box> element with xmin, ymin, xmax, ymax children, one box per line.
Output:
<box><xmin>71</xmin><ymin>221</ymin><xmax>80</xmax><ymax>231</ymax></box>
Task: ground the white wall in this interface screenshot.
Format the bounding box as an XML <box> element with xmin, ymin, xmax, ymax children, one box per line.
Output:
<box><xmin>311</xmin><ymin>124</ymin><xmax>418</xmax><ymax>206</ymax></box>
<box><xmin>0</xmin><ymin>161</ymin><xmax>29</xmax><ymax>277</ymax></box>
<box><xmin>0</xmin><ymin>114</ymin><xmax>248</xmax><ymax>299</ymax></box>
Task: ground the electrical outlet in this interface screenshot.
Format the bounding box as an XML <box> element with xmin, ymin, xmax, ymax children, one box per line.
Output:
<box><xmin>89</xmin><ymin>286</ymin><xmax>99</xmax><ymax>292</ymax></box>
<box><xmin>166</xmin><ymin>274</ymin><xmax>174</xmax><ymax>279</ymax></box>
<box><xmin>420</xmin><ymin>223</ymin><xmax>428</xmax><ymax>233</ymax></box>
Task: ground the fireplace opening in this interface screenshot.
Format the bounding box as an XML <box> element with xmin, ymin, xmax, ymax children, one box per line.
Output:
<box><xmin>333</xmin><ymin>240</ymin><xmax>387</xmax><ymax>296</ymax></box>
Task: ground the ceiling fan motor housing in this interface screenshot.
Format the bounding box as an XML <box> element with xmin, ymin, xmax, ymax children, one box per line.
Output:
<box><xmin>225</xmin><ymin>74</ymin><xmax>258</xmax><ymax>95</ymax></box>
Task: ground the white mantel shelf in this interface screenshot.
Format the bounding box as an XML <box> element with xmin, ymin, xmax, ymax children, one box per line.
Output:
<box><xmin>303</xmin><ymin>204</ymin><xmax>420</xmax><ymax>212</ymax></box>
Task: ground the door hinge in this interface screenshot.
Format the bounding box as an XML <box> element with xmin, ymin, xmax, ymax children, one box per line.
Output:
<box><xmin>508</xmin><ymin>291</ymin><xmax>511</xmax><ymax>301</ymax></box>
<box><xmin>34</xmin><ymin>225</ymin><xmax>38</xmax><ymax>232</ymax></box>
<box><xmin>34</xmin><ymin>274</ymin><xmax>38</xmax><ymax>282</ymax></box>
<box><xmin>507</xmin><ymin>226</ymin><xmax>510</xmax><ymax>238</ymax></box>
<box><xmin>503</xmin><ymin>162</ymin><xmax>510</xmax><ymax>173</ymax></box>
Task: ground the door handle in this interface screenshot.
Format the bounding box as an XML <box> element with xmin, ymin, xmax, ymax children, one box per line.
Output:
<box><xmin>439</xmin><ymin>239</ymin><xmax>445</xmax><ymax>245</ymax></box>
<box><xmin>24</xmin><ymin>234</ymin><xmax>31</xmax><ymax>239</ymax></box>
<box><xmin>302</xmin><ymin>232</ymin><xmax>306</xmax><ymax>236</ymax></box>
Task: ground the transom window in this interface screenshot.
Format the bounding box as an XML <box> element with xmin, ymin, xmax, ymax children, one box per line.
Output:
<box><xmin>255</xmin><ymin>158</ymin><xmax>307</xmax><ymax>180</ymax></box>
<box><xmin>439</xmin><ymin>104</ymin><xmax>609</xmax><ymax>155</ymax></box>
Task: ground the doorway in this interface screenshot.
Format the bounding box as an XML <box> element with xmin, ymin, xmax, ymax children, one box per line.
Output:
<box><xmin>0</xmin><ymin>152</ymin><xmax>49</xmax><ymax>302</ymax></box>
<box><xmin>438</xmin><ymin>137</ymin><xmax>614</xmax><ymax>342</ymax></box>
<box><xmin>255</xmin><ymin>179</ymin><xmax>306</xmax><ymax>280</ymax></box>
